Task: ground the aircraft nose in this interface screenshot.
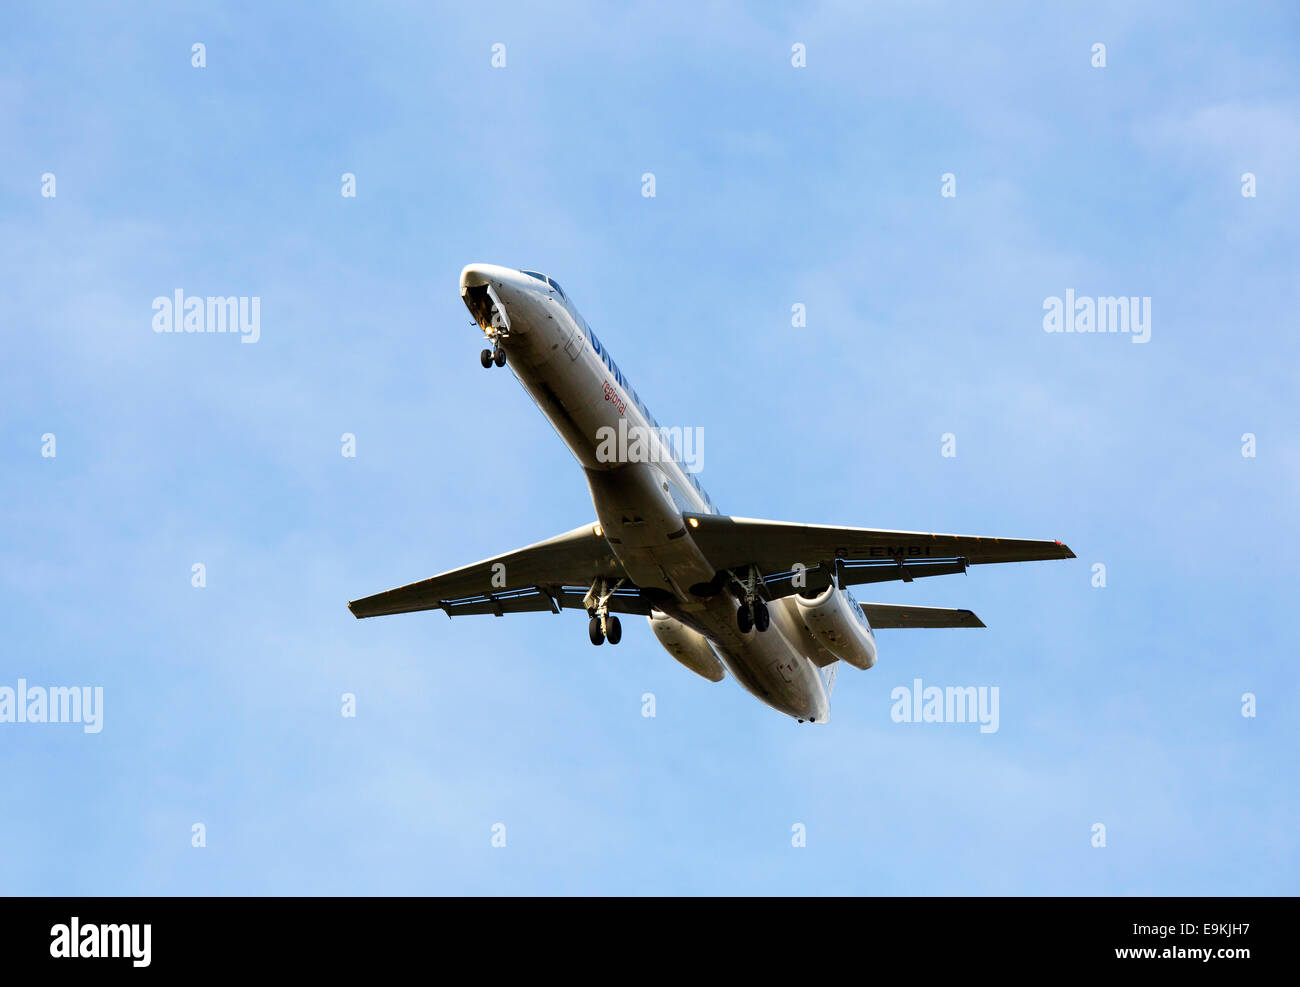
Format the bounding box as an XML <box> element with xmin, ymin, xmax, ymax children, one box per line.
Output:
<box><xmin>460</xmin><ymin>264</ymin><xmax>490</xmax><ymax>291</ymax></box>
<box><xmin>460</xmin><ymin>264</ymin><xmax>520</xmax><ymax>335</ymax></box>
<box><xmin>460</xmin><ymin>263</ymin><xmax>516</xmax><ymax>292</ymax></box>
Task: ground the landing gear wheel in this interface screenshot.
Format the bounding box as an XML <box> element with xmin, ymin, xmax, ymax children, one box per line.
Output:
<box><xmin>480</xmin><ymin>348</ymin><xmax>493</xmax><ymax>369</ymax></box>
<box><xmin>588</xmin><ymin>616</ymin><xmax>605</xmax><ymax>646</ymax></box>
<box><xmin>737</xmin><ymin>603</ymin><xmax>753</xmax><ymax>633</ymax></box>
<box><xmin>493</xmin><ymin>348</ymin><xmax>507</xmax><ymax>368</ymax></box>
<box><xmin>605</xmin><ymin>615</ymin><xmax>622</xmax><ymax>645</ymax></box>
<box><xmin>753</xmin><ymin>599</ymin><xmax>770</xmax><ymax>632</ymax></box>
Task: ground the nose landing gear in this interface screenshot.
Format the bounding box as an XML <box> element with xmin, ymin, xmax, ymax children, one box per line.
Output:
<box><xmin>480</xmin><ymin>343</ymin><xmax>507</xmax><ymax>368</ymax></box>
<box><xmin>467</xmin><ymin>282</ymin><xmax>511</xmax><ymax>368</ymax></box>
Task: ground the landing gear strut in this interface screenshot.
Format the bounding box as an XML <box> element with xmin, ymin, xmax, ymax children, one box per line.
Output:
<box><xmin>584</xmin><ymin>577</ymin><xmax>625</xmax><ymax>646</ymax></box>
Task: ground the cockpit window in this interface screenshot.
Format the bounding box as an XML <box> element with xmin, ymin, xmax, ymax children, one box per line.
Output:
<box><xmin>521</xmin><ymin>270</ymin><xmax>566</xmax><ymax>300</ymax></box>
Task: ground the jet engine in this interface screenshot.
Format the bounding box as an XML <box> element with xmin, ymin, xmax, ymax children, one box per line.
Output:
<box><xmin>794</xmin><ymin>585</ymin><xmax>878</xmax><ymax>670</ymax></box>
<box><xmin>647</xmin><ymin>611</ymin><xmax>726</xmax><ymax>682</ymax></box>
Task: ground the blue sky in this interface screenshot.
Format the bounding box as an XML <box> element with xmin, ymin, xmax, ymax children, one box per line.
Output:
<box><xmin>2</xmin><ymin>1</ymin><xmax>1297</xmax><ymax>894</ymax></box>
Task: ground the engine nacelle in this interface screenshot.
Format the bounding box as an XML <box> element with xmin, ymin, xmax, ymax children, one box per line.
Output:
<box><xmin>647</xmin><ymin>611</ymin><xmax>726</xmax><ymax>682</ymax></box>
<box><xmin>794</xmin><ymin>585</ymin><xmax>878</xmax><ymax>670</ymax></box>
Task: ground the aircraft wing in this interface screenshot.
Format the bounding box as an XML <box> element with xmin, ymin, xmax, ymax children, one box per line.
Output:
<box><xmin>348</xmin><ymin>522</ymin><xmax>642</xmax><ymax>619</ymax></box>
<box><xmin>859</xmin><ymin>603</ymin><xmax>985</xmax><ymax>628</ymax></box>
<box><xmin>682</xmin><ymin>513</ymin><xmax>1073</xmax><ymax>597</ymax></box>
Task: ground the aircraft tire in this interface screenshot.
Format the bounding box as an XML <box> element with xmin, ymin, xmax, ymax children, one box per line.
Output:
<box><xmin>737</xmin><ymin>604</ymin><xmax>753</xmax><ymax>633</ymax></box>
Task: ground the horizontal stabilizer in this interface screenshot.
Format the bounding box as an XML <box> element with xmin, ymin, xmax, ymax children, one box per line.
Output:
<box><xmin>859</xmin><ymin>603</ymin><xmax>985</xmax><ymax>628</ymax></box>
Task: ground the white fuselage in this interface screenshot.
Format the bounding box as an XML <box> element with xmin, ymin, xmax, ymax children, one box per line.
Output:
<box><xmin>461</xmin><ymin>264</ymin><xmax>832</xmax><ymax>721</ymax></box>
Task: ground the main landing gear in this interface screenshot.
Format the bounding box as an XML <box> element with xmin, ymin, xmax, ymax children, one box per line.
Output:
<box><xmin>728</xmin><ymin>564</ymin><xmax>771</xmax><ymax>634</ymax></box>
<box><xmin>584</xmin><ymin>577</ymin><xmax>624</xmax><ymax>646</ymax></box>
<box><xmin>736</xmin><ymin>598</ymin><xmax>770</xmax><ymax>634</ymax></box>
<box><xmin>589</xmin><ymin>614</ymin><xmax>622</xmax><ymax>646</ymax></box>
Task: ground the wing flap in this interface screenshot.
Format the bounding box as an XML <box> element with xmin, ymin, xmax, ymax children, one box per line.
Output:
<box><xmin>434</xmin><ymin>585</ymin><xmax>653</xmax><ymax>619</ymax></box>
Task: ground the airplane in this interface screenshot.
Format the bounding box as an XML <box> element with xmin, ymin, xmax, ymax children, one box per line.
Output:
<box><xmin>348</xmin><ymin>264</ymin><xmax>1074</xmax><ymax>723</ymax></box>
